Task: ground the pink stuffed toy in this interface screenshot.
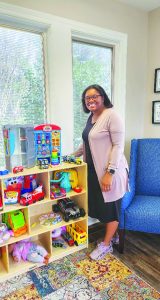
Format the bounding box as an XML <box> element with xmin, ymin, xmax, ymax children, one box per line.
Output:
<box><xmin>9</xmin><ymin>239</ymin><xmax>50</xmax><ymax>264</ymax></box>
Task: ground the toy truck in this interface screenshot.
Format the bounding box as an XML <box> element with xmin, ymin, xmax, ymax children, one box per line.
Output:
<box><xmin>66</xmin><ymin>223</ymin><xmax>87</xmax><ymax>246</ymax></box>
<box><xmin>3</xmin><ymin>210</ymin><xmax>27</xmax><ymax>237</ymax></box>
<box><xmin>52</xmin><ymin>198</ymin><xmax>85</xmax><ymax>222</ymax></box>
<box><xmin>20</xmin><ymin>185</ymin><xmax>45</xmax><ymax>206</ymax></box>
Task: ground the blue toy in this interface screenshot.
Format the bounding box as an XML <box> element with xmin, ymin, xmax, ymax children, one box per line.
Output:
<box><xmin>34</xmin><ymin>124</ymin><xmax>61</xmax><ymax>165</ymax></box>
<box><xmin>0</xmin><ymin>169</ymin><xmax>9</xmax><ymax>176</ymax></box>
<box><xmin>50</xmin><ymin>172</ymin><xmax>71</xmax><ymax>192</ymax></box>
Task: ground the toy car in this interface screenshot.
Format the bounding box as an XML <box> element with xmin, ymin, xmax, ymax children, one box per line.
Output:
<box><xmin>50</xmin><ymin>183</ymin><xmax>66</xmax><ymax>199</ymax></box>
<box><xmin>61</xmin><ymin>230</ymin><xmax>74</xmax><ymax>246</ymax></box>
<box><xmin>52</xmin><ymin>198</ymin><xmax>85</xmax><ymax>222</ymax></box>
<box><xmin>62</xmin><ymin>155</ymin><xmax>82</xmax><ymax>165</ymax></box>
<box><xmin>52</xmin><ymin>239</ymin><xmax>66</xmax><ymax>248</ymax></box>
<box><xmin>20</xmin><ymin>185</ymin><xmax>45</xmax><ymax>206</ymax></box>
<box><xmin>38</xmin><ymin>159</ymin><xmax>49</xmax><ymax>169</ymax></box>
<box><xmin>0</xmin><ymin>168</ymin><xmax>9</xmax><ymax>175</ymax></box>
<box><xmin>13</xmin><ymin>166</ymin><xmax>24</xmax><ymax>174</ymax></box>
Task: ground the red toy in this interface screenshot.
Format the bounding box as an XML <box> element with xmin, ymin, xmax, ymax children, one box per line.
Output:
<box><xmin>13</xmin><ymin>166</ymin><xmax>24</xmax><ymax>174</ymax></box>
<box><xmin>61</xmin><ymin>231</ymin><xmax>74</xmax><ymax>246</ymax></box>
<box><xmin>20</xmin><ymin>185</ymin><xmax>45</xmax><ymax>206</ymax></box>
<box><xmin>73</xmin><ymin>186</ymin><xmax>82</xmax><ymax>193</ymax></box>
<box><xmin>0</xmin><ymin>195</ymin><xmax>3</xmax><ymax>210</ymax></box>
<box><xmin>50</xmin><ymin>183</ymin><xmax>66</xmax><ymax>199</ymax></box>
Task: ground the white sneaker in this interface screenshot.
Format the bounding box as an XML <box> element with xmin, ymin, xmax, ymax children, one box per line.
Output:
<box><xmin>89</xmin><ymin>242</ymin><xmax>113</xmax><ymax>260</ymax></box>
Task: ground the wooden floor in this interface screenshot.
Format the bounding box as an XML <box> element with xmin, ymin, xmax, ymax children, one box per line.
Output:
<box><xmin>89</xmin><ymin>223</ymin><xmax>160</xmax><ymax>292</ymax></box>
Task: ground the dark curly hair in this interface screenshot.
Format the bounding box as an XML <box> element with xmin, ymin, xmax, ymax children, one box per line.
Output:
<box><xmin>82</xmin><ymin>84</ymin><xmax>113</xmax><ymax>113</ymax></box>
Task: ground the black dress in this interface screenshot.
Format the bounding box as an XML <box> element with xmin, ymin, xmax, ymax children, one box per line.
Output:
<box><xmin>82</xmin><ymin>115</ymin><xmax>121</xmax><ymax>223</ymax></box>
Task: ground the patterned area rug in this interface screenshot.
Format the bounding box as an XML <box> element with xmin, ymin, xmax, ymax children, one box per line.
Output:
<box><xmin>0</xmin><ymin>243</ymin><xmax>160</xmax><ymax>300</ymax></box>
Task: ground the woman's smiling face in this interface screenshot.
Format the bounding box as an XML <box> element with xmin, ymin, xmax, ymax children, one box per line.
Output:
<box><xmin>84</xmin><ymin>88</ymin><xmax>104</xmax><ymax>113</ymax></box>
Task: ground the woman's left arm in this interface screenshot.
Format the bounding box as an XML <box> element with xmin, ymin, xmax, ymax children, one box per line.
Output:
<box><xmin>100</xmin><ymin>111</ymin><xmax>125</xmax><ymax>192</ymax></box>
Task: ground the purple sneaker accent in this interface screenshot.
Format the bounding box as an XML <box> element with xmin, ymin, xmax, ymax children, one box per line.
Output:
<box><xmin>89</xmin><ymin>242</ymin><xmax>113</xmax><ymax>260</ymax></box>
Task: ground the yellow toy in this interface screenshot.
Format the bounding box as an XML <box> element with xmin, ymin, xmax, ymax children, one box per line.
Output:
<box><xmin>66</xmin><ymin>223</ymin><xmax>87</xmax><ymax>246</ymax></box>
<box><xmin>53</xmin><ymin>169</ymin><xmax>78</xmax><ymax>189</ymax></box>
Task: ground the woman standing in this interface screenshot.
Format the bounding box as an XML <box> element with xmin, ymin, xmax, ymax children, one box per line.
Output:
<box><xmin>74</xmin><ymin>84</ymin><xmax>128</xmax><ymax>260</ymax></box>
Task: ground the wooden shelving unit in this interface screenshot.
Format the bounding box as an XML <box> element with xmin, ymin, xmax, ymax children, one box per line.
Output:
<box><xmin>0</xmin><ymin>162</ymin><xmax>88</xmax><ymax>282</ymax></box>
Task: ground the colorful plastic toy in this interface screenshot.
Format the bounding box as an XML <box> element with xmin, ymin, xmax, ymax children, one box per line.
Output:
<box><xmin>3</xmin><ymin>125</ymin><xmax>36</xmax><ymax>171</ymax></box>
<box><xmin>4</xmin><ymin>190</ymin><xmax>19</xmax><ymax>205</ymax></box>
<box><xmin>53</xmin><ymin>169</ymin><xmax>78</xmax><ymax>189</ymax></box>
<box><xmin>50</xmin><ymin>172</ymin><xmax>71</xmax><ymax>192</ymax></box>
<box><xmin>73</xmin><ymin>186</ymin><xmax>83</xmax><ymax>193</ymax></box>
<box><xmin>52</xmin><ymin>198</ymin><xmax>86</xmax><ymax>222</ymax></box>
<box><xmin>38</xmin><ymin>158</ymin><xmax>49</xmax><ymax>169</ymax></box>
<box><xmin>67</xmin><ymin>223</ymin><xmax>87</xmax><ymax>246</ymax></box>
<box><xmin>52</xmin><ymin>239</ymin><xmax>66</xmax><ymax>248</ymax></box>
<box><xmin>13</xmin><ymin>166</ymin><xmax>24</xmax><ymax>174</ymax></box>
<box><xmin>3</xmin><ymin>210</ymin><xmax>27</xmax><ymax>237</ymax></box>
<box><xmin>50</xmin><ymin>183</ymin><xmax>66</xmax><ymax>199</ymax></box>
<box><xmin>39</xmin><ymin>212</ymin><xmax>62</xmax><ymax>226</ymax></box>
<box><xmin>34</xmin><ymin>124</ymin><xmax>61</xmax><ymax>165</ymax></box>
<box><xmin>0</xmin><ymin>168</ymin><xmax>9</xmax><ymax>175</ymax></box>
<box><xmin>61</xmin><ymin>230</ymin><xmax>74</xmax><ymax>246</ymax></box>
<box><xmin>62</xmin><ymin>155</ymin><xmax>82</xmax><ymax>165</ymax></box>
<box><xmin>20</xmin><ymin>185</ymin><xmax>45</xmax><ymax>206</ymax></box>
<box><xmin>21</xmin><ymin>175</ymin><xmax>37</xmax><ymax>194</ymax></box>
<box><xmin>51</xmin><ymin>149</ymin><xmax>59</xmax><ymax>165</ymax></box>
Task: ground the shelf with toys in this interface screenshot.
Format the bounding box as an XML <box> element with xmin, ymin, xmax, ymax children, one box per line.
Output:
<box><xmin>0</xmin><ymin>161</ymin><xmax>88</xmax><ymax>282</ymax></box>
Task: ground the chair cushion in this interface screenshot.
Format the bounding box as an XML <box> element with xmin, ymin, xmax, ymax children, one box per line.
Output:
<box><xmin>136</xmin><ymin>139</ymin><xmax>160</xmax><ymax>196</ymax></box>
<box><xmin>125</xmin><ymin>195</ymin><xmax>160</xmax><ymax>233</ymax></box>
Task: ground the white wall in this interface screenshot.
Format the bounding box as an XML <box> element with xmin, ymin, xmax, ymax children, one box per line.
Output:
<box><xmin>0</xmin><ymin>0</ymin><xmax>149</xmax><ymax>160</ymax></box>
<box><xmin>145</xmin><ymin>8</ymin><xmax>160</xmax><ymax>137</ymax></box>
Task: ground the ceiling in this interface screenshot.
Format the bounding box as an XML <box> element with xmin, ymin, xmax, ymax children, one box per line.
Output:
<box><xmin>117</xmin><ymin>0</ymin><xmax>160</xmax><ymax>11</ymax></box>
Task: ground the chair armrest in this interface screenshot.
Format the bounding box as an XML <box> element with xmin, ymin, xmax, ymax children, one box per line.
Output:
<box><xmin>119</xmin><ymin>139</ymin><xmax>138</xmax><ymax>228</ymax></box>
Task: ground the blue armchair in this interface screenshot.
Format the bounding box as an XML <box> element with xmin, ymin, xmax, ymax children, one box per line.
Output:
<box><xmin>119</xmin><ymin>138</ymin><xmax>160</xmax><ymax>253</ymax></box>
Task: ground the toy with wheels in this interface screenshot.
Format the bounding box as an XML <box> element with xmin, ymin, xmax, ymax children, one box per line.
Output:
<box><xmin>66</xmin><ymin>223</ymin><xmax>87</xmax><ymax>246</ymax></box>
<box><xmin>52</xmin><ymin>198</ymin><xmax>85</xmax><ymax>222</ymax></box>
<box><xmin>62</xmin><ymin>155</ymin><xmax>82</xmax><ymax>165</ymax></box>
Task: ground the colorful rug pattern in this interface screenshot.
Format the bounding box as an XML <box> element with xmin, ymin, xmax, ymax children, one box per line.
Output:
<box><xmin>0</xmin><ymin>243</ymin><xmax>160</xmax><ymax>300</ymax></box>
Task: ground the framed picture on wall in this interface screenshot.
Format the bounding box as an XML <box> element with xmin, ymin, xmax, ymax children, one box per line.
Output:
<box><xmin>154</xmin><ymin>68</ymin><xmax>160</xmax><ymax>93</ymax></box>
<box><xmin>152</xmin><ymin>101</ymin><xmax>160</xmax><ymax>124</ymax></box>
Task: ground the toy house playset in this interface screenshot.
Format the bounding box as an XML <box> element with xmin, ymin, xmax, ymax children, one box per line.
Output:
<box><xmin>3</xmin><ymin>125</ymin><xmax>35</xmax><ymax>171</ymax></box>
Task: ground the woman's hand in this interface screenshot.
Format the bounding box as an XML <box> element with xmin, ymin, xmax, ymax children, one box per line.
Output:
<box><xmin>100</xmin><ymin>172</ymin><xmax>113</xmax><ymax>192</ymax></box>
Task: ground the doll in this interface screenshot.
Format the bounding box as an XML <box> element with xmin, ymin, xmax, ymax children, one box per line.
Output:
<box><xmin>9</xmin><ymin>239</ymin><xmax>50</xmax><ymax>264</ymax></box>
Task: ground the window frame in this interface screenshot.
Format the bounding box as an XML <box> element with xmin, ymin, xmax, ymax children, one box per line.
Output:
<box><xmin>72</xmin><ymin>37</ymin><xmax>114</xmax><ymax>149</ymax></box>
<box><xmin>0</xmin><ymin>2</ymin><xmax>127</xmax><ymax>155</ymax></box>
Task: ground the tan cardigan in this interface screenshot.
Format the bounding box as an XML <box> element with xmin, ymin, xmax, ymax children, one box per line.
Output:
<box><xmin>75</xmin><ymin>108</ymin><xmax>129</xmax><ymax>202</ymax></box>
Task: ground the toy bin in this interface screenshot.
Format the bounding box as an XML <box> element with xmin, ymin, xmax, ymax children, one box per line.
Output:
<box><xmin>3</xmin><ymin>125</ymin><xmax>36</xmax><ymax>171</ymax></box>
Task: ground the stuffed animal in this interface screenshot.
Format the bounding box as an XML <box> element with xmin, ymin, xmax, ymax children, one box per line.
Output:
<box><xmin>52</xmin><ymin>226</ymin><xmax>66</xmax><ymax>239</ymax></box>
<box><xmin>0</xmin><ymin>223</ymin><xmax>13</xmax><ymax>244</ymax></box>
<box><xmin>8</xmin><ymin>240</ymin><xmax>50</xmax><ymax>264</ymax></box>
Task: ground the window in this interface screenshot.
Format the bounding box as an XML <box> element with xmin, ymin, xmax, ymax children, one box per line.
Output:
<box><xmin>0</xmin><ymin>26</ymin><xmax>46</xmax><ymax>167</ymax></box>
<box><xmin>72</xmin><ymin>40</ymin><xmax>113</xmax><ymax>149</ymax></box>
